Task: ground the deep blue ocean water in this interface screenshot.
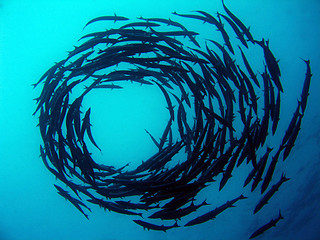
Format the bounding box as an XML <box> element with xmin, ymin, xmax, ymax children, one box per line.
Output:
<box><xmin>0</xmin><ymin>0</ymin><xmax>320</xmax><ymax>239</ymax></box>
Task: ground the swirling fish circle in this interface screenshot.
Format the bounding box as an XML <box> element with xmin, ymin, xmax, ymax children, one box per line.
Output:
<box><xmin>33</xmin><ymin>2</ymin><xmax>311</xmax><ymax>236</ymax></box>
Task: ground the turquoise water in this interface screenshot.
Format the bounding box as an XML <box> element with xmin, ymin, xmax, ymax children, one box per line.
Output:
<box><xmin>0</xmin><ymin>0</ymin><xmax>320</xmax><ymax>239</ymax></box>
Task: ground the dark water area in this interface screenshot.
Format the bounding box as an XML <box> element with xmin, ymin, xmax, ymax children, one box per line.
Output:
<box><xmin>0</xmin><ymin>0</ymin><xmax>320</xmax><ymax>239</ymax></box>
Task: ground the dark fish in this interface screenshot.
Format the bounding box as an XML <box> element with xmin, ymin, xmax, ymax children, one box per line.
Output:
<box><xmin>32</xmin><ymin>60</ymin><xmax>66</xmax><ymax>89</ymax></box>
<box><xmin>272</xmin><ymin>89</ymin><xmax>281</xmax><ymax>135</ymax></box>
<box><xmin>251</xmin><ymin>148</ymin><xmax>273</xmax><ymax>192</ymax></box>
<box><xmin>169</xmin><ymin>71</ymin><xmax>191</xmax><ymax>107</ymax></box>
<box><xmin>150</xmin><ymin>29</ymin><xmax>199</xmax><ymax>38</ymax></box>
<box><xmin>238</xmin><ymin>46</ymin><xmax>259</xmax><ymax>87</ymax></box>
<box><xmin>218</xmin><ymin>13</ymin><xmax>248</xmax><ymax>48</ymax></box>
<box><xmin>181</xmin><ymin>61</ymin><xmax>206</xmax><ymax>94</ymax></box>
<box><xmin>219</xmin><ymin>136</ymin><xmax>245</xmax><ymax>190</ymax></box>
<box><xmin>283</xmin><ymin>114</ymin><xmax>302</xmax><ymax>161</ymax></box>
<box><xmin>243</xmin><ymin>156</ymin><xmax>262</xmax><ymax>187</ymax></box>
<box><xmin>256</xmin><ymin>78</ymin><xmax>270</xmax><ymax>147</ymax></box>
<box><xmin>238</xmin><ymin>65</ymin><xmax>258</xmax><ymax>115</ymax></box>
<box><xmin>207</xmin><ymin>39</ymin><xmax>234</xmax><ymax>74</ymax></box>
<box><xmin>249</xmin><ymin>210</ymin><xmax>284</xmax><ymax>239</ymax></box>
<box><xmin>119</xmin><ymin>21</ymin><xmax>161</xmax><ymax>29</ymax></box>
<box><xmin>158</xmin><ymin>117</ymin><xmax>173</xmax><ymax>151</ymax></box>
<box><xmin>172</xmin><ymin>11</ymin><xmax>209</xmax><ymax>23</ymax></box>
<box><xmin>115</xmin><ymin>200</ymin><xmax>158</xmax><ymax>210</ymax></box>
<box><xmin>281</xmin><ymin>102</ymin><xmax>301</xmax><ymax>146</ymax></box>
<box><xmin>88</xmin><ymin>198</ymin><xmax>143</xmax><ymax>217</ymax></box>
<box><xmin>222</xmin><ymin>0</ymin><xmax>254</xmax><ymax>43</ymax></box>
<box><xmin>254</xmin><ymin>174</ymin><xmax>290</xmax><ymax>214</ymax></box>
<box><xmin>238</xmin><ymin>84</ymin><xmax>247</xmax><ymax>125</ymax></box>
<box><xmin>255</xmin><ymin>39</ymin><xmax>282</xmax><ymax>92</ymax></box>
<box><xmin>83</xmin><ymin>14</ymin><xmax>129</xmax><ymax>29</ymax></box>
<box><xmin>145</xmin><ymin>129</ymin><xmax>160</xmax><ymax>148</ymax></box>
<box><xmin>175</xmin><ymin>97</ymin><xmax>187</xmax><ymax>140</ymax></box>
<box><xmin>137</xmin><ymin>16</ymin><xmax>185</xmax><ymax>29</ymax></box>
<box><xmin>149</xmin><ymin>200</ymin><xmax>208</xmax><ymax>220</ymax></box>
<box><xmin>133</xmin><ymin>220</ymin><xmax>178</xmax><ymax>232</ymax></box>
<box><xmin>268</xmin><ymin>79</ymin><xmax>275</xmax><ymax>120</ymax></box>
<box><xmin>40</xmin><ymin>145</ymin><xmax>81</xmax><ymax>198</ymax></box>
<box><xmin>67</xmin><ymin>39</ymin><xmax>115</xmax><ymax>60</ymax></box>
<box><xmin>202</xmin><ymin>106</ymin><xmax>234</xmax><ymax>131</ymax></box>
<box><xmin>300</xmin><ymin>59</ymin><xmax>312</xmax><ymax>113</ymax></box>
<box><xmin>90</xmin><ymin>83</ymin><xmax>123</xmax><ymax>89</ymax></box>
<box><xmin>152</xmin><ymin>80</ymin><xmax>175</xmax><ymax>121</ymax></box>
<box><xmin>148</xmin><ymin>18</ymin><xmax>201</xmax><ymax>47</ymax></box>
<box><xmin>194</xmin><ymin>11</ymin><xmax>234</xmax><ymax>54</ymax></box>
<box><xmin>81</xmin><ymin>108</ymin><xmax>102</xmax><ymax>151</ymax></box>
<box><xmin>54</xmin><ymin>184</ymin><xmax>90</xmax><ymax>219</ymax></box>
<box><xmin>185</xmin><ymin>194</ymin><xmax>247</xmax><ymax>226</ymax></box>
<box><xmin>80</xmin><ymin>107</ymin><xmax>91</xmax><ymax>142</ymax></box>
<box><xmin>260</xmin><ymin>145</ymin><xmax>285</xmax><ymax>194</ymax></box>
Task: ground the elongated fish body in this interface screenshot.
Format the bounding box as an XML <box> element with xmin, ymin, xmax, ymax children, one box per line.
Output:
<box><xmin>83</xmin><ymin>14</ymin><xmax>129</xmax><ymax>29</ymax></box>
<box><xmin>133</xmin><ymin>220</ymin><xmax>178</xmax><ymax>231</ymax></box>
<box><xmin>254</xmin><ymin>174</ymin><xmax>289</xmax><ymax>214</ymax></box>
<box><xmin>222</xmin><ymin>0</ymin><xmax>254</xmax><ymax>43</ymax></box>
<box><xmin>249</xmin><ymin>210</ymin><xmax>284</xmax><ymax>239</ymax></box>
<box><xmin>300</xmin><ymin>59</ymin><xmax>312</xmax><ymax>113</ymax></box>
<box><xmin>185</xmin><ymin>194</ymin><xmax>246</xmax><ymax>226</ymax></box>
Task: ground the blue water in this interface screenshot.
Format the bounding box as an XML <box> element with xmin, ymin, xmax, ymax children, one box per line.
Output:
<box><xmin>0</xmin><ymin>0</ymin><xmax>320</xmax><ymax>239</ymax></box>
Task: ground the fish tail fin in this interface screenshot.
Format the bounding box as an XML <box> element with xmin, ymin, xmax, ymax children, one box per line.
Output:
<box><xmin>279</xmin><ymin>210</ymin><xmax>284</xmax><ymax>219</ymax></box>
<box><xmin>240</xmin><ymin>194</ymin><xmax>248</xmax><ymax>200</ymax></box>
<box><xmin>299</xmin><ymin>57</ymin><xmax>310</xmax><ymax>64</ymax></box>
<box><xmin>202</xmin><ymin>199</ymin><xmax>209</xmax><ymax>206</ymax></box>
<box><xmin>281</xmin><ymin>173</ymin><xmax>291</xmax><ymax>182</ymax></box>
